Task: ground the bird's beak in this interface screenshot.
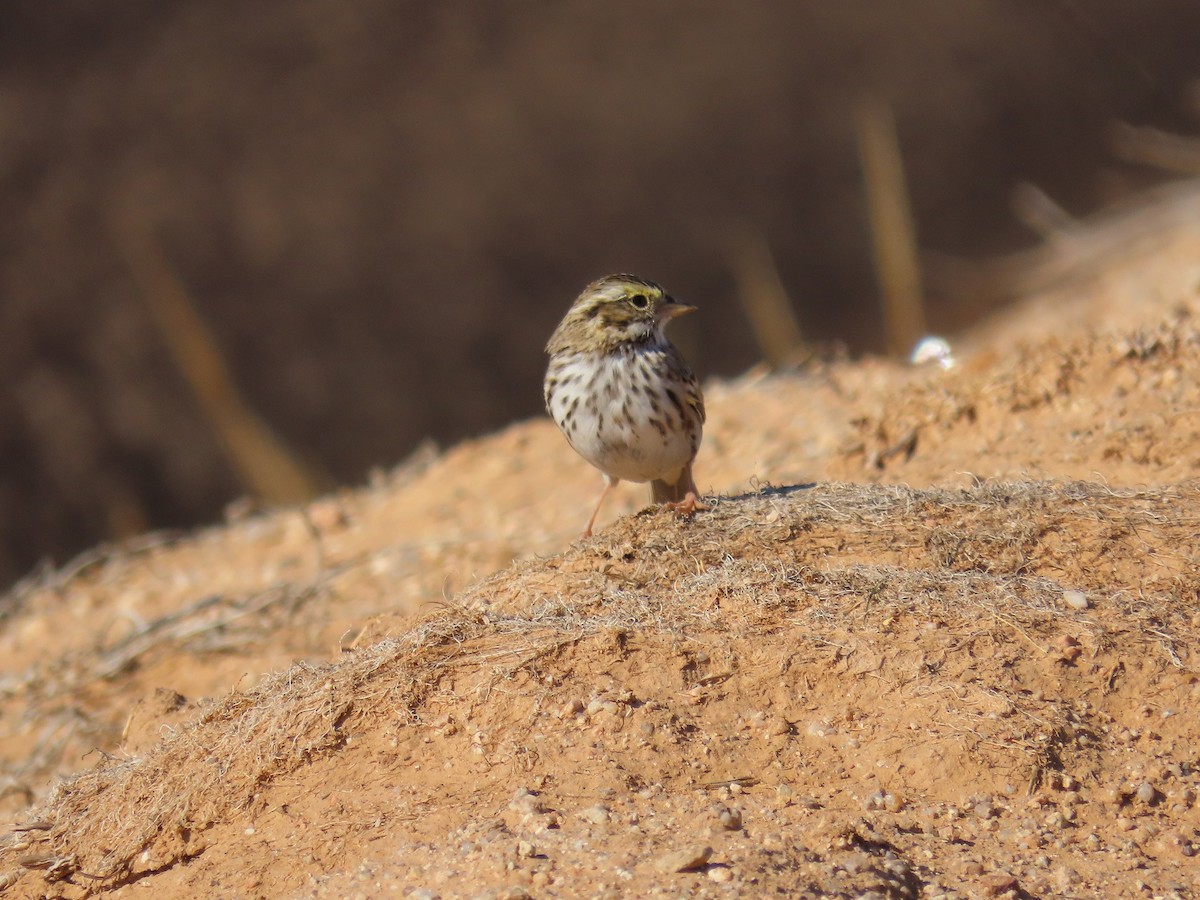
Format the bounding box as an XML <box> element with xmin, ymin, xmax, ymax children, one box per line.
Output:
<box><xmin>661</xmin><ymin>300</ymin><xmax>697</xmax><ymax>320</ymax></box>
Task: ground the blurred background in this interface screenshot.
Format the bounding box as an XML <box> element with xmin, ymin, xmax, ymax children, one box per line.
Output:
<box><xmin>3</xmin><ymin>1</ymin><xmax>1199</xmax><ymax>588</ymax></box>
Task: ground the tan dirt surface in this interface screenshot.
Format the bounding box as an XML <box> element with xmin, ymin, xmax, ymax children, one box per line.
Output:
<box><xmin>3</xmin><ymin>195</ymin><xmax>1200</xmax><ymax>897</ymax></box>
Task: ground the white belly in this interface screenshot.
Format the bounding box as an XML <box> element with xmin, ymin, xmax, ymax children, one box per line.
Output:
<box><xmin>546</xmin><ymin>351</ymin><xmax>697</xmax><ymax>484</ymax></box>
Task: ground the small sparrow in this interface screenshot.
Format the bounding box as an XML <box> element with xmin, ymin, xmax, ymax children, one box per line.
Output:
<box><xmin>544</xmin><ymin>274</ymin><xmax>705</xmax><ymax>537</ymax></box>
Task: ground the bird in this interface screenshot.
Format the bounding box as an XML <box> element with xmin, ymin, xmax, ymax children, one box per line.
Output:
<box><xmin>544</xmin><ymin>274</ymin><xmax>705</xmax><ymax>537</ymax></box>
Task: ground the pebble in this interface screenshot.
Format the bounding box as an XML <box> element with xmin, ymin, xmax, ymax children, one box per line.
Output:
<box><xmin>1136</xmin><ymin>782</ymin><xmax>1158</xmax><ymax>805</ymax></box>
<box><xmin>764</xmin><ymin>715</ymin><xmax>791</xmax><ymax>736</ymax></box>
<box><xmin>980</xmin><ymin>872</ymin><xmax>1019</xmax><ymax>896</ymax></box>
<box><xmin>806</xmin><ymin>720</ymin><xmax>836</xmax><ymax>738</ymax></box>
<box><xmin>586</xmin><ymin>697</ymin><xmax>619</xmax><ymax>717</ymax></box>
<box><xmin>1055</xmin><ymin>635</ymin><xmax>1082</xmax><ymax>662</ymax></box>
<box><xmin>580</xmin><ymin>805</ymin><xmax>611</xmax><ymax>825</ymax></box>
<box><xmin>1062</xmin><ymin>590</ymin><xmax>1089</xmax><ymax>610</ymax></box>
<box><xmin>761</xmin><ymin>832</ymin><xmax>786</xmax><ymax>852</ymax></box>
<box><xmin>560</xmin><ymin>699</ymin><xmax>584</xmax><ymax>718</ymax></box>
<box><xmin>707</xmin><ymin>866</ymin><xmax>733</xmax><ymax>883</ymax></box>
<box><xmin>656</xmin><ymin>845</ymin><xmax>713</xmax><ymax>873</ymax></box>
<box><xmin>716</xmin><ymin>807</ymin><xmax>743</xmax><ymax>831</ymax></box>
<box><xmin>1053</xmin><ymin>866</ymin><xmax>1080</xmax><ymax>891</ymax></box>
<box><xmin>509</xmin><ymin>789</ymin><xmax>545</xmax><ymax>815</ymax></box>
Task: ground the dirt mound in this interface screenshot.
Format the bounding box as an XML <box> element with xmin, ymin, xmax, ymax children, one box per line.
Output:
<box><xmin>2</xmin><ymin>211</ymin><xmax>1200</xmax><ymax>896</ymax></box>
<box><xmin>7</xmin><ymin>1</ymin><xmax>1200</xmax><ymax>589</ymax></box>
<box><xmin>8</xmin><ymin>482</ymin><xmax>1200</xmax><ymax>898</ymax></box>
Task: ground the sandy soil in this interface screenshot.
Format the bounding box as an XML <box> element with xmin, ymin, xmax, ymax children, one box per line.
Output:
<box><xmin>2</xmin><ymin>198</ymin><xmax>1200</xmax><ymax>898</ymax></box>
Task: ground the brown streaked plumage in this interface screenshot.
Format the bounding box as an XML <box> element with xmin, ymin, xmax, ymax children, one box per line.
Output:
<box><xmin>544</xmin><ymin>274</ymin><xmax>705</xmax><ymax>537</ymax></box>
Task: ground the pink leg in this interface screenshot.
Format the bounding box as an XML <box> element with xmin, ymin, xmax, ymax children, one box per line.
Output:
<box><xmin>666</xmin><ymin>490</ymin><xmax>701</xmax><ymax>516</ymax></box>
<box><xmin>583</xmin><ymin>476</ymin><xmax>619</xmax><ymax>538</ymax></box>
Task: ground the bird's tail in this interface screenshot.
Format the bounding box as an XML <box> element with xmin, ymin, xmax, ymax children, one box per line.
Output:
<box><xmin>651</xmin><ymin>462</ymin><xmax>697</xmax><ymax>504</ymax></box>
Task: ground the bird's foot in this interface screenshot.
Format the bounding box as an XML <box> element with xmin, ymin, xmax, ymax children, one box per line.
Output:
<box><xmin>664</xmin><ymin>492</ymin><xmax>706</xmax><ymax>518</ymax></box>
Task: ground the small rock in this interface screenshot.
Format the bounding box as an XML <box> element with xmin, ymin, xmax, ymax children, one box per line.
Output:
<box><xmin>580</xmin><ymin>805</ymin><xmax>611</xmax><ymax>824</ymax></box>
<box><xmin>806</xmin><ymin>720</ymin><xmax>836</xmax><ymax>738</ymax></box>
<box><xmin>1155</xmin><ymin>831</ymin><xmax>1196</xmax><ymax>858</ymax></box>
<box><xmin>1053</xmin><ymin>866</ymin><xmax>1079</xmax><ymax>891</ymax></box>
<box><xmin>716</xmin><ymin>807</ymin><xmax>743</xmax><ymax>831</ymax></box>
<box><xmin>1136</xmin><ymin>782</ymin><xmax>1159</xmax><ymax>805</ymax></box>
<box><xmin>509</xmin><ymin>788</ymin><xmax>546</xmax><ymax>816</ymax></box>
<box><xmin>761</xmin><ymin>832</ymin><xmax>786</xmax><ymax>852</ymax></box>
<box><xmin>516</xmin><ymin>840</ymin><xmax>536</xmax><ymax>858</ymax></box>
<box><xmin>586</xmin><ymin>697</ymin><xmax>617</xmax><ymax>716</ymax></box>
<box><xmin>707</xmin><ymin>866</ymin><xmax>733</xmax><ymax>883</ymax></box>
<box><xmin>764</xmin><ymin>715</ymin><xmax>791</xmax><ymax>737</ymax></box>
<box><xmin>656</xmin><ymin>845</ymin><xmax>713</xmax><ymax>873</ymax></box>
<box><xmin>1062</xmin><ymin>590</ymin><xmax>1089</xmax><ymax>610</ymax></box>
<box><xmin>1055</xmin><ymin>634</ymin><xmax>1082</xmax><ymax>662</ymax></box>
<box><xmin>559</xmin><ymin>699</ymin><xmax>585</xmax><ymax>718</ymax></box>
<box><xmin>910</xmin><ymin>335</ymin><xmax>956</xmax><ymax>369</ymax></box>
<box><xmin>980</xmin><ymin>871</ymin><xmax>1019</xmax><ymax>896</ymax></box>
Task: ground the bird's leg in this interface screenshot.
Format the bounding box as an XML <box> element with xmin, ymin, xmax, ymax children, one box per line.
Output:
<box><xmin>665</xmin><ymin>490</ymin><xmax>702</xmax><ymax>517</ymax></box>
<box><xmin>583</xmin><ymin>475</ymin><xmax>619</xmax><ymax>538</ymax></box>
<box><xmin>653</xmin><ymin>462</ymin><xmax>706</xmax><ymax>517</ymax></box>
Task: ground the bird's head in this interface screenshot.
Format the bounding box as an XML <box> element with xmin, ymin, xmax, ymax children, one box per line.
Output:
<box><xmin>546</xmin><ymin>274</ymin><xmax>695</xmax><ymax>355</ymax></box>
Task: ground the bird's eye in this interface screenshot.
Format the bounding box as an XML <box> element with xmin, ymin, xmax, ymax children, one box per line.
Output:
<box><xmin>629</xmin><ymin>294</ymin><xmax>649</xmax><ymax>309</ymax></box>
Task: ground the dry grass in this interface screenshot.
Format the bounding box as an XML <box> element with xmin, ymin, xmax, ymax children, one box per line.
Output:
<box><xmin>4</xmin><ymin>478</ymin><xmax>1196</xmax><ymax>894</ymax></box>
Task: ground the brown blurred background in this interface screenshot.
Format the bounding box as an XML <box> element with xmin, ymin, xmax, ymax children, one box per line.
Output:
<box><xmin>2</xmin><ymin>1</ymin><xmax>1199</xmax><ymax>588</ymax></box>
